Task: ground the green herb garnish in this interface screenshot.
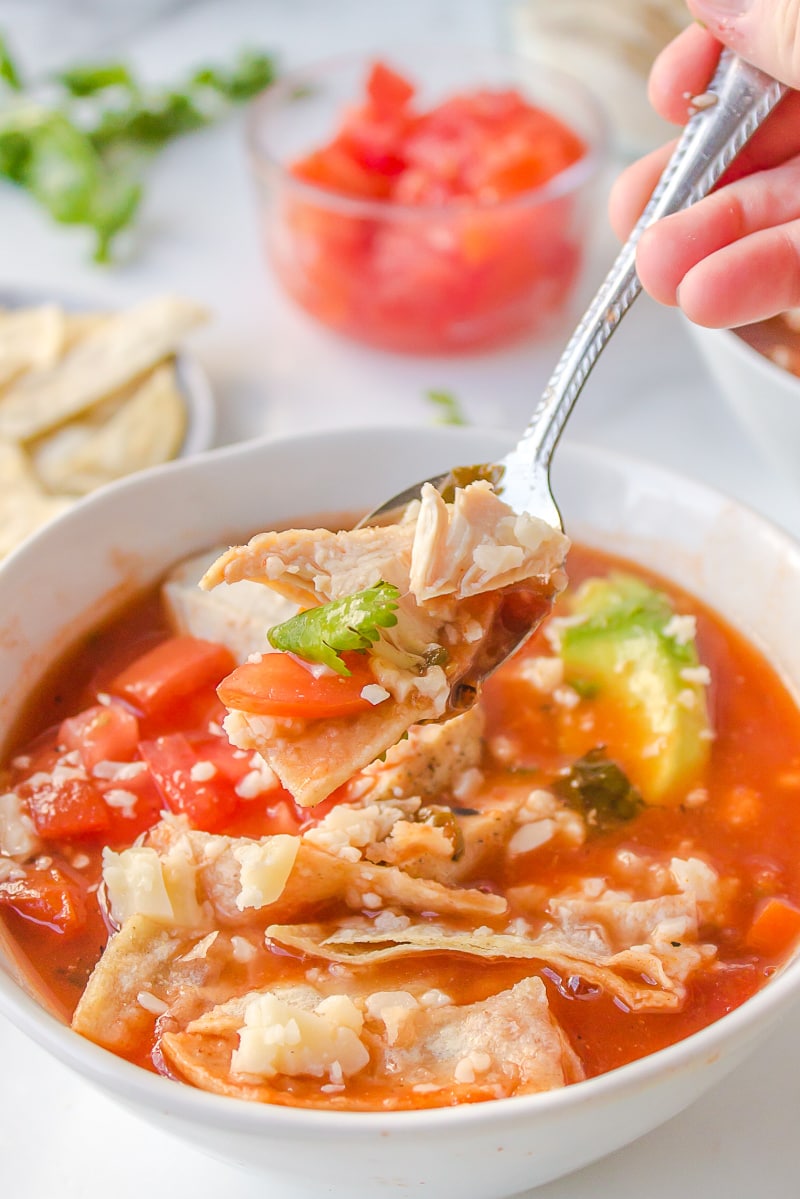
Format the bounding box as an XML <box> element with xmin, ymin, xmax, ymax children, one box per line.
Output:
<box><xmin>0</xmin><ymin>35</ymin><xmax>276</xmax><ymax>262</ymax></box>
<box><xmin>426</xmin><ymin>389</ymin><xmax>467</xmax><ymax>426</ymax></box>
<box><xmin>553</xmin><ymin>748</ymin><xmax>644</xmax><ymax>833</ymax></box>
<box><xmin>267</xmin><ymin>582</ymin><xmax>400</xmax><ymax>676</ymax></box>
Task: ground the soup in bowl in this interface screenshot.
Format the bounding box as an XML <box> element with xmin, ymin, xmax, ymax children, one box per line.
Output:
<box><xmin>1</xmin><ymin>425</ymin><xmax>800</xmax><ymax>1198</ymax></box>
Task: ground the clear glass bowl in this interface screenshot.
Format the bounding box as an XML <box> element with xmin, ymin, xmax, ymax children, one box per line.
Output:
<box><xmin>246</xmin><ymin>50</ymin><xmax>609</xmax><ymax>355</ymax></box>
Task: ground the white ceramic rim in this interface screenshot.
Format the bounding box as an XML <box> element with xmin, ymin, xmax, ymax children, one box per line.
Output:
<box><xmin>0</xmin><ymin>428</ymin><xmax>799</xmax><ymax>1139</ymax></box>
<box><xmin>687</xmin><ymin>318</ymin><xmax>800</xmax><ymax>394</ymax></box>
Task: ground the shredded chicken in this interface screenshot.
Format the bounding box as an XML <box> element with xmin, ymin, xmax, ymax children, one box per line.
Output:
<box><xmin>201</xmin><ymin>481</ymin><xmax>569</xmax><ymax>806</ymax></box>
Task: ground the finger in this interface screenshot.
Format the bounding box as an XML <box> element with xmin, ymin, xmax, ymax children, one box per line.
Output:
<box><xmin>688</xmin><ymin>0</ymin><xmax>800</xmax><ymax>91</ymax></box>
<box><xmin>717</xmin><ymin>91</ymin><xmax>800</xmax><ymax>183</ymax></box>
<box><xmin>608</xmin><ymin>142</ymin><xmax>675</xmax><ymax>241</ymax></box>
<box><xmin>635</xmin><ymin>154</ymin><xmax>800</xmax><ymax>305</ymax></box>
<box><xmin>678</xmin><ymin>222</ymin><xmax>800</xmax><ymax>327</ymax></box>
<box><xmin>608</xmin><ymin>93</ymin><xmax>800</xmax><ymax>243</ymax></box>
<box><xmin>648</xmin><ymin>24</ymin><xmax>723</xmax><ymax>125</ymax></box>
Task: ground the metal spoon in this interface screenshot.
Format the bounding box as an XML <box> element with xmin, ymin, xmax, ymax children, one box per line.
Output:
<box><xmin>363</xmin><ymin>50</ymin><xmax>787</xmax><ymax>709</ymax></box>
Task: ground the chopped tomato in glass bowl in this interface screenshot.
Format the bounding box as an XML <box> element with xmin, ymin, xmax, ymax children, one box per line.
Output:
<box><xmin>247</xmin><ymin>51</ymin><xmax>608</xmax><ymax>354</ymax></box>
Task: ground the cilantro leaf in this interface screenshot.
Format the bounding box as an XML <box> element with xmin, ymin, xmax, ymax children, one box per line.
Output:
<box><xmin>0</xmin><ymin>34</ymin><xmax>22</xmax><ymax>91</ymax></box>
<box><xmin>190</xmin><ymin>50</ymin><xmax>276</xmax><ymax>102</ymax></box>
<box><xmin>58</xmin><ymin>63</ymin><xmax>136</xmax><ymax>97</ymax></box>
<box><xmin>267</xmin><ymin>583</ymin><xmax>400</xmax><ymax>676</ymax></box>
<box><xmin>426</xmin><ymin>389</ymin><xmax>467</xmax><ymax>426</ymax></box>
<box><xmin>0</xmin><ymin>39</ymin><xmax>277</xmax><ymax>262</ymax></box>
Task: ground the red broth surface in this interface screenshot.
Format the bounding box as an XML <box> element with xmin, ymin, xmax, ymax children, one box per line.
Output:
<box><xmin>2</xmin><ymin>542</ymin><xmax>800</xmax><ymax>1108</ymax></box>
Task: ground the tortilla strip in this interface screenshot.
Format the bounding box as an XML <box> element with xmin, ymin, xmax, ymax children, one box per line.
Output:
<box><xmin>29</xmin><ymin>362</ymin><xmax>187</xmax><ymax>495</ymax></box>
<box><xmin>207</xmin><ymin>837</ymin><xmax>506</xmax><ymax>923</ymax></box>
<box><xmin>161</xmin><ymin>975</ymin><xmax>580</xmax><ymax>1109</ymax></box>
<box><xmin>71</xmin><ymin>915</ymin><xmax>219</xmax><ymax>1052</ymax></box>
<box><xmin>264</xmin><ymin>921</ymin><xmax>696</xmax><ymax>1011</ymax></box>
<box><xmin>350</xmin><ymin>705</ymin><xmax>484</xmax><ymax>804</ymax></box>
<box><xmin>225</xmin><ymin>695</ymin><xmax>442</xmax><ymax>808</ymax></box>
<box><xmin>145</xmin><ymin>820</ymin><xmax>507</xmax><ymax>925</ymax></box>
<box><xmin>0</xmin><ymin>304</ymin><xmax>65</xmax><ymax>390</ymax></box>
<box><xmin>0</xmin><ymin>440</ymin><xmax>72</xmax><ymax>559</ymax></box>
<box><xmin>0</xmin><ymin>295</ymin><xmax>207</xmax><ymax>441</ymax></box>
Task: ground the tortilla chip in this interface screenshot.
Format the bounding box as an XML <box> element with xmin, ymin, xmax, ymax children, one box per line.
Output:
<box><xmin>62</xmin><ymin>311</ymin><xmax>109</xmax><ymax>348</ymax></box>
<box><xmin>264</xmin><ymin>920</ymin><xmax>691</xmax><ymax>1011</ymax></box>
<box><xmin>0</xmin><ymin>440</ymin><xmax>72</xmax><ymax>559</ymax></box>
<box><xmin>30</xmin><ymin>363</ymin><xmax>187</xmax><ymax>495</ymax></box>
<box><xmin>0</xmin><ymin>295</ymin><xmax>207</xmax><ymax>440</ymax></box>
<box><xmin>0</xmin><ymin>304</ymin><xmax>66</xmax><ymax>390</ymax></box>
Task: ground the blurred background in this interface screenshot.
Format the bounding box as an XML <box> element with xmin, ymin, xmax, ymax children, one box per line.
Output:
<box><xmin>0</xmin><ymin>0</ymin><xmax>792</xmax><ymax>510</ymax></box>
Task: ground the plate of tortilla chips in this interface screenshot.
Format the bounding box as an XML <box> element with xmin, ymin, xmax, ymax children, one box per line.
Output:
<box><xmin>0</xmin><ymin>291</ymin><xmax>215</xmax><ymax>561</ymax></box>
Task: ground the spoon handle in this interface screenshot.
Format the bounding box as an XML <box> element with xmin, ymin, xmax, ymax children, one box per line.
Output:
<box><xmin>501</xmin><ymin>49</ymin><xmax>787</xmax><ymax>520</ymax></box>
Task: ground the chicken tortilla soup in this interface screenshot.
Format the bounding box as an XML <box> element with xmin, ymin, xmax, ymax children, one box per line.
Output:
<box><xmin>2</xmin><ymin>485</ymin><xmax>800</xmax><ymax>1112</ymax></box>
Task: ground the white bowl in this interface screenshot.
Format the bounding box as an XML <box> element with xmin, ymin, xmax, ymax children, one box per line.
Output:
<box><xmin>685</xmin><ymin>319</ymin><xmax>800</xmax><ymax>483</ymax></box>
<box><xmin>2</xmin><ymin>425</ymin><xmax>800</xmax><ymax>1199</ymax></box>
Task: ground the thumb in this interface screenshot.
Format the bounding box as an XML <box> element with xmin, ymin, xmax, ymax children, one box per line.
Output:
<box><xmin>687</xmin><ymin>0</ymin><xmax>800</xmax><ymax>88</ymax></box>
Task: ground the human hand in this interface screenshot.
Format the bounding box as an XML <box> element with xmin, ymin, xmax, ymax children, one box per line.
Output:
<box><xmin>608</xmin><ymin>2</ymin><xmax>800</xmax><ymax>327</ymax></box>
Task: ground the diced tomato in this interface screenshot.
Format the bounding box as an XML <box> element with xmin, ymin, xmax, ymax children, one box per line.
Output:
<box><xmin>184</xmin><ymin>733</ymin><xmax>257</xmax><ymax>787</ymax></box>
<box><xmin>22</xmin><ymin>771</ymin><xmax>111</xmax><ymax>840</ymax></box>
<box><xmin>277</xmin><ymin>62</ymin><xmax>588</xmax><ymax>352</ymax></box>
<box><xmin>0</xmin><ymin>866</ymin><xmax>87</xmax><ymax>936</ymax></box>
<box><xmin>217</xmin><ymin>652</ymin><xmax>377</xmax><ymax>720</ymax></box>
<box><xmin>94</xmin><ymin>767</ymin><xmax>165</xmax><ymax>842</ymax></box>
<box><xmin>745</xmin><ymin>897</ymin><xmax>800</xmax><ymax>958</ymax></box>
<box><xmin>110</xmin><ymin>637</ymin><xmax>236</xmax><ymax>722</ymax></box>
<box><xmin>366</xmin><ymin>61</ymin><xmax>415</xmax><ymax>115</ymax></box>
<box><xmin>59</xmin><ymin>702</ymin><xmax>140</xmax><ymax>772</ymax></box>
<box><xmin>138</xmin><ymin>733</ymin><xmax>239</xmax><ymax>832</ymax></box>
<box><xmin>293</xmin><ymin>142</ymin><xmax>394</xmax><ymax>199</ymax></box>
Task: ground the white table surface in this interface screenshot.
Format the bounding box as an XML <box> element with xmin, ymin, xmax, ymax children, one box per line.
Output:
<box><xmin>2</xmin><ymin>2</ymin><xmax>800</xmax><ymax>1195</ymax></box>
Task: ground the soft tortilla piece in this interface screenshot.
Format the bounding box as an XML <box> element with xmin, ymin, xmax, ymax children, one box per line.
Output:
<box><xmin>71</xmin><ymin>915</ymin><xmax>217</xmax><ymax>1052</ymax></box>
<box><xmin>224</xmin><ymin>695</ymin><xmax>442</xmax><ymax>808</ymax></box>
<box><xmin>0</xmin><ymin>304</ymin><xmax>66</xmax><ymax>390</ymax></box>
<box><xmin>264</xmin><ymin>920</ymin><xmax>697</xmax><ymax>1011</ymax></box>
<box><xmin>373</xmin><ymin>975</ymin><xmax>583</xmax><ymax>1097</ymax></box>
<box><xmin>0</xmin><ymin>295</ymin><xmax>207</xmax><ymax>441</ymax></box>
<box><xmin>160</xmin><ymin>975</ymin><xmax>581</xmax><ymax>1108</ymax></box>
<box><xmin>348</xmin><ymin>705</ymin><xmax>484</xmax><ymax>804</ymax></box>
<box><xmin>0</xmin><ymin>440</ymin><xmax>72</xmax><ymax>559</ymax></box>
<box><xmin>145</xmin><ymin>819</ymin><xmax>506</xmax><ymax>925</ymax></box>
<box><xmin>29</xmin><ymin>363</ymin><xmax>187</xmax><ymax>495</ymax></box>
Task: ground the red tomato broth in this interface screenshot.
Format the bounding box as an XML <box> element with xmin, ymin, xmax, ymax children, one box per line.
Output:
<box><xmin>2</xmin><ymin>543</ymin><xmax>800</xmax><ymax>1101</ymax></box>
<box><xmin>266</xmin><ymin>60</ymin><xmax>591</xmax><ymax>353</ymax></box>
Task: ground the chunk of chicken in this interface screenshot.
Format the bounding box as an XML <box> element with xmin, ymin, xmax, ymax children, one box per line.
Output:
<box><xmin>201</xmin><ymin>481</ymin><xmax>569</xmax><ymax>806</ymax></box>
